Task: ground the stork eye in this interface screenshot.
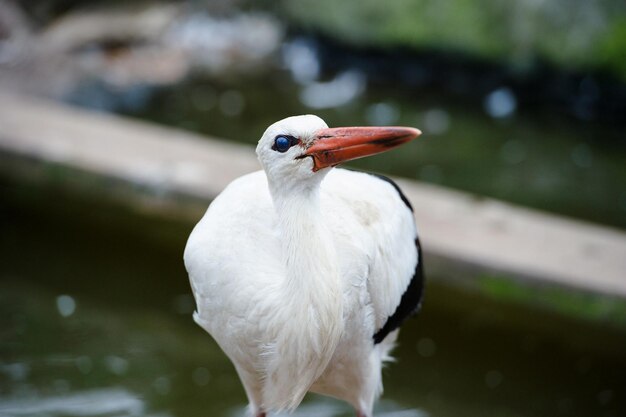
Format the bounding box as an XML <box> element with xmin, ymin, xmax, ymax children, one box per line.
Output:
<box><xmin>273</xmin><ymin>135</ymin><xmax>298</xmax><ymax>153</ymax></box>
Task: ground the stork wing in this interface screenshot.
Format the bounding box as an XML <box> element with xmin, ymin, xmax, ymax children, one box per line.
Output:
<box><xmin>321</xmin><ymin>169</ymin><xmax>424</xmax><ymax>344</ymax></box>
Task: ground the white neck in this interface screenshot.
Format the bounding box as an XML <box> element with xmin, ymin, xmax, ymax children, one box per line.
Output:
<box><xmin>263</xmin><ymin>180</ymin><xmax>344</xmax><ymax>411</ymax></box>
<box><xmin>274</xmin><ymin>186</ymin><xmax>336</xmax><ymax>291</ymax></box>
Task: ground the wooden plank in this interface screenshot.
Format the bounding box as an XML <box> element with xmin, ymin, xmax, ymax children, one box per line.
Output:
<box><xmin>1</xmin><ymin>92</ymin><xmax>625</xmax><ymax>298</ymax></box>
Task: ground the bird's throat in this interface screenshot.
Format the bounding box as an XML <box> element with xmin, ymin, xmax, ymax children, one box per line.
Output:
<box><xmin>274</xmin><ymin>188</ymin><xmax>341</xmax><ymax>301</ymax></box>
<box><xmin>263</xmin><ymin>186</ymin><xmax>344</xmax><ymax>409</ymax></box>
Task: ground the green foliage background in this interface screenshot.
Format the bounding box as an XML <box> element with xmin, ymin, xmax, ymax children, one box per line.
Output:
<box><xmin>280</xmin><ymin>0</ymin><xmax>626</xmax><ymax>79</ymax></box>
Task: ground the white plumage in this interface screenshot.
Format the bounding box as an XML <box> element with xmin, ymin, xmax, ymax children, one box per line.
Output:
<box><xmin>184</xmin><ymin>115</ymin><xmax>423</xmax><ymax>417</ymax></box>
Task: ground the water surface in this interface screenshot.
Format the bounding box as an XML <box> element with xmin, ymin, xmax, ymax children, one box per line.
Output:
<box><xmin>1</xmin><ymin>177</ymin><xmax>625</xmax><ymax>417</ymax></box>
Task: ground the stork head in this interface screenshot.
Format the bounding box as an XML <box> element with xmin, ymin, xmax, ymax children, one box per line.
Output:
<box><xmin>256</xmin><ymin>115</ymin><xmax>421</xmax><ymax>192</ymax></box>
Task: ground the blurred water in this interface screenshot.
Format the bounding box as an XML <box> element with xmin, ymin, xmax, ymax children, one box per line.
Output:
<box><xmin>1</xmin><ymin>176</ymin><xmax>625</xmax><ymax>417</ymax></box>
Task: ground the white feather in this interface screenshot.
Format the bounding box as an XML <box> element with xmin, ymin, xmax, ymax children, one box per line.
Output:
<box><xmin>184</xmin><ymin>116</ymin><xmax>418</xmax><ymax>416</ymax></box>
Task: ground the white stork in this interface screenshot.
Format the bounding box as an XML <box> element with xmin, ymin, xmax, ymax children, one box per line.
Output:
<box><xmin>184</xmin><ymin>115</ymin><xmax>424</xmax><ymax>417</ymax></box>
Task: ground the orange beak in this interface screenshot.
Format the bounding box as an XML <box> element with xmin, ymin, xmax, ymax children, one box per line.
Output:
<box><xmin>304</xmin><ymin>126</ymin><xmax>421</xmax><ymax>172</ymax></box>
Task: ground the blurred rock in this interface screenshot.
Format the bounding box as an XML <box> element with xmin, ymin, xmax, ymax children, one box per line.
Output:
<box><xmin>167</xmin><ymin>12</ymin><xmax>283</xmax><ymax>75</ymax></box>
<box><xmin>41</xmin><ymin>4</ymin><xmax>178</xmax><ymax>52</ymax></box>
<box><xmin>0</xmin><ymin>2</ymin><xmax>283</xmax><ymax>99</ymax></box>
<box><xmin>282</xmin><ymin>37</ymin><xmax>320</xmax><ymax>84</ymax></box>
<box><xmin>299</xmin><ymin>70</ymin><xmax>365</xmax><ymax>109</ymax></box>
<box><xmin>0</xmin><ymin>0</ymin><xmax>35</xmax><ymax>65</ymax></box>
